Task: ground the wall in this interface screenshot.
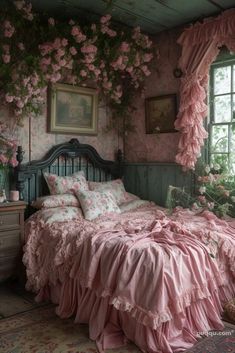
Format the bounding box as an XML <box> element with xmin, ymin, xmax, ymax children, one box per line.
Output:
<box><xmin>124</xmin><ymin>27</ymin><xmax>182</xmax><ymax>163</ymax></box>
<box><xmin>0</xmin><ymin>96</ymin><xmax>121</xmax><ymax>164</ymax></box>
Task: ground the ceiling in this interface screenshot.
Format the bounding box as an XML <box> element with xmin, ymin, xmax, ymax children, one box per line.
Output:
<box><xmin>29</xmin><ymin>0</ymin><xmax>235</xmax><ymax>34</ymax></box>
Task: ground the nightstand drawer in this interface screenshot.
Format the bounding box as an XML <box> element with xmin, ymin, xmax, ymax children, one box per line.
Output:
<box><xmin>0</xmin><ymin>212</ymin><xmax>20</xmax><ymax>231</ymax></box>
<box><xmin>0</xmin><ymin>230</ymin><xmax>21</xmax><ymax>256</ymax></box>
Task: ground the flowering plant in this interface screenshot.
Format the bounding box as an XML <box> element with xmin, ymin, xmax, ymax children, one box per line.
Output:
<box><xmin>166</xmin><ymin>163</ymin><xmax>235</xmax><ymax>219</ymax></box>
<box><xmin>194</xmin><ymin>164</ymin><xmax>235</xmax><ymax>218</ymax></box>
<box><xmin>0</xmin><ymin>1</ymin><xmax>154</xmax><ymax>126</ymax></box>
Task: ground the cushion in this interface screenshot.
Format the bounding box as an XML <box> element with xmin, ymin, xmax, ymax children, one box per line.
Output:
<box><xmin>36</xmin><ymin>207</ymin><xmax>83</xmax><ymax>224</ymax></box>
<box><xmin>76</xmin><ymin>189</ymin><xmax>120</xmax><ymax>221</ymax></box>
<box><xmin>32</xmin><ymin>194</ymin><xmax>80</xmax><ymax>209</ymax></box>
<box><xmin>44</xmin><ymin>171</ymin><xmax>88</xmax><ymax>195</ymax></box>
<box><xmin>88</xmin><ymin>179</ymin><xmax>127</xmax><ymax>205</ymax></box>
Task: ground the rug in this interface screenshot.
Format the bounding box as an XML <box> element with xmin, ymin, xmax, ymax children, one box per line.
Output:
<box><xmin>0</xmin><ymin>306</ymin><xmax>141</xmax><ymax>353</ymax></box>
<box><xmin>0</xmin><ymin>305</ymin><xmax>235</xmax><ymax>353</ymax></box>
<box><xmin>184</xmin><ymin>321</ymin><xmax>235</xmax><ymax>353</ymax></box>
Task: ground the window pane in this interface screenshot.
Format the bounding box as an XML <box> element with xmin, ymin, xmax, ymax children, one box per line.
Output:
<box><xmin>230</xmin><ymin>124</ymin><xmax>235</xmax><ymax>150</ymax></box>
<box><xmin>230</xmin><ymin>153</ymin><xmax>235</xmax><ymax>174</ymax></box>
<box><xmin>210</xmin><ymin>154</ymin><xmax>229</xmax><ymax>171</ymax></box>
<box><xmin>211</xmin><ymin>125</ymin><xmax>228</xmax><ymax>152</ymax></box>
<box><xmin>214</xmin><ymin>95</ymin><xmax>231</xmax><ymax>122</ymax></box>
<box><xmin>233</xmin><ymin>94</ymin><xmax>235</xmax><ymax>121</ymax></box>
<box><xmin>214</xmin><ymin>65</ymin><xmax>231</xmax><ymax>95</ymax></box>
<box><xmin>233</xmin><ymin>65</ymin><xmax>235</xmax><ymax>92</ymax></box>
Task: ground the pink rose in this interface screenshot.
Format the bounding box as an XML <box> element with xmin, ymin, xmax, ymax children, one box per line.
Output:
<box><xmin>48</xmin><ymin>17</ymin><xmax>55</xmax><ymax>26</ymax></box>
<box><xmin>5</xmin><ymin>94</ymin><xmax>14</xmax><ymax>103</ymax></box>
<box><xmin>2</xmin><ymin>54</ymin><xmax>11</xmax><ymax>64</ymax></box>
<box><xmin>100</xmin><ymin>14</ymin><xmax>111</xmax><ymax>24</ymax></box>
<box><xmin>69</xmin><ymin>46</ymin><xmax>77</xmax><ymax>55</ymax></box>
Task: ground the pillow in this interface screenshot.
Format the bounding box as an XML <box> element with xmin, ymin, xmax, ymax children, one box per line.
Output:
<box><xmin>88</xmin><ymin>179</ymin><xmax>127</xmax><ymax>205</ymax></box>
<box><xmin>32</xmin><ymin>194</ymin><xmax>80</xmax><ymax>209</ymax></box>
<box><xmin>36</xmin><ymin>207</ymin><xmax>83</xmax><ymax>224</ymax></box>
<box><xmin>44</xmin><ymin>171</ymin><xmax>88</xmax><ymax>195</ymax></box>
<box><xmin>123</xmin><ymin>192</ymin><xmax>140</xmax><ymax>203</ymax></box>
<box><xmin>75</xmin><ymin>189</ymin><xmax>120</xmax><ymax>221</ymax></box>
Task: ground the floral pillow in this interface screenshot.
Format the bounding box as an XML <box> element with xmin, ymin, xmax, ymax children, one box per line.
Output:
<box><xmin>36</xmin><ymin>207</ymin><xmax>83</xmax><ymax>224</ymax></box>
<box><xmin>75</xmin><ymin>189</ymin><xmax>120</xmax><ymax>221</ymax></box>
<box><xmin>44</xmin><ymin>171</ymin><xmax>88</xmax><ymax>195</ymax></box>
<box><xmin>32</xmin><ymin>194</ymin><xmax>80</xmax><ymax>209</ymax></box>
<box><xmin>88</xmin><ymin>179</ymin><xmax>127</xmax><ymax>205</ymax></box>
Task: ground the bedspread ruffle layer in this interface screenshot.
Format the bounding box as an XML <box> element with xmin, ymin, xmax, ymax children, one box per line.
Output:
<box><xmin>36</xmin><ymin>276</ymin><xmax>235</xmax><ymax>353</ymax></box>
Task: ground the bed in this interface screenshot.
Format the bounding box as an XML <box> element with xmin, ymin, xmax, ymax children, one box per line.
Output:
<box><xmin>15</xmin><ymin>139</ymin><xmax>235</xmax><ymax>353</ymax></box>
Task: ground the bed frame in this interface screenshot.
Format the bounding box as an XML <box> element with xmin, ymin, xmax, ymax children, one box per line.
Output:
<box><xmin>15</xmin><ymin>138</ymin><xmax>123</xmax><ymax>217</ymax></box>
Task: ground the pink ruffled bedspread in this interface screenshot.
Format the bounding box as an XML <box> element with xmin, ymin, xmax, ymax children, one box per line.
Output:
<box><xmin>23</xmin><ymin>204</ymin><xmax>235</xmax><ymax>353</ymax></box>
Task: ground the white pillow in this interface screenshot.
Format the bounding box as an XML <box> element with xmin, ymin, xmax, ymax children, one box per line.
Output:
<box><xmin>36</xmin><ymin>207</ymin><xmax>83</xmax><ymax>224</ymax></box>
<box><xmin>88</xmin><ymin>179</ymin><xmax>127</xmax><ymax>205</ymax></box>
<box><xmin>32</xmin><ymin>194</ymin><xmax>80</xmax><ymax>209</ymax></box>
<box><xmin>75</xmin><ymin>189</ymin><xmax>120</xmax><ymax>221</ymax></box>
<box><xmin>44</xmin><ymin>171</ymin><xmax>88</xmax><ymax>195</ymax></box>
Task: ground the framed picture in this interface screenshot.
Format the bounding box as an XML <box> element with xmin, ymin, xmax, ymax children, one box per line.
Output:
<box><xmin>145</xmin><ymin>94</ymin><xmax>177</xmax><ymax>134</ymax></box>
<box><xmin>48</xmin><ymin>83</ymin><xmax>98</xmax><ymax>135</ymax></box>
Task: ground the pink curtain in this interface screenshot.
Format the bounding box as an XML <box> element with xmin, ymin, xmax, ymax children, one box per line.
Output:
<box><xmin>175</xmin><ymin>9</ymin><xmax>235</xmax><ymax>170</ymax></box>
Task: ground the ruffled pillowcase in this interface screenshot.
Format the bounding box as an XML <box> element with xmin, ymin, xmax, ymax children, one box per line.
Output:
<box><xmin>32</xmin><ymin>194</ymin><xmax>80</xmax><ymax>209</ymax></box>
<box><xmin>44</xmin><ymin>171</ymin><xmax>88</xmax><ymax>195</ymax></box>
<box><xmin>75</xmin><ymin>189</ymin><xmax>120</xmax><ymax>221</ymax></box>
<box><xmin>89</xmin><ymin>179</ymin><xmax>128</xmax><ymax>205</ymax></box>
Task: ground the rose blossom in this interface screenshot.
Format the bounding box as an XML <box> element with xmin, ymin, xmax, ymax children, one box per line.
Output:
<box><xmin>2</xmin><ymin>54</ymin><xmax>11</xmax><ymax>64</ymax></box>
<box><xmin>48</xmin><ymin>17</ymin><xmax>55</xmax><ymax>26</ymax></box>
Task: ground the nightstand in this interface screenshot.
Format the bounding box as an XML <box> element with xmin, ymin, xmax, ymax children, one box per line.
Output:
<box><xmin>0</xmin><ymin>201</ymin><xmax>26</xmax><ymax>282</ymax></box>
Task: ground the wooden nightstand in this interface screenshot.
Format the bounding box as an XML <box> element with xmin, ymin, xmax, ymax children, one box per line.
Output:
<box><xmin>0</xmin><ymin>201</ymin><xmax>26</xmax><ymax>282</ymax></box>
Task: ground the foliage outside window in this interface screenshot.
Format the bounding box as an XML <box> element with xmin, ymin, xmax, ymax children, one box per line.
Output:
<box><xmin>208</xmin><ymin>57</ymin><xmax>235</xmax><ymax>173</ymax></box>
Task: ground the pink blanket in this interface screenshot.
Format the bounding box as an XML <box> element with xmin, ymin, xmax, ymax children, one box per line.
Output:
<box><xmin>23</xmin><ymin>203</ymin><xmax>235</xmax><ymax>353</ymax></box>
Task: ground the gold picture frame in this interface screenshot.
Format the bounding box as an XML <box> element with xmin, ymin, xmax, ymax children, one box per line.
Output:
<box><xmin>48</xmin><ymin>83</ymin><xmax>98</xmax><ymax>135</ymax></box>
<box><xmin>145</xmin><ymin>94</ymin><xmax>177</xmax><ymax>134</ymax></box>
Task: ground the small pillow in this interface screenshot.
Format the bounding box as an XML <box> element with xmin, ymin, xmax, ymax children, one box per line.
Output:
<box><xmin>44</xmin><ymin>171</ymin><xmax>88</xmax><ymax>195</ymax></box>
<box><xmin>76</xmin><ymin>189</ymin><xmax>120</xmax><ymax>221</ymax></box>
<box><xmin>36</xmin><ymin>207</ymin><xmax>83</xmax><ymax>224</ymax></box>
<box><xmin>32</xmin><ymin>194</ymin><xmax>80</xmax><ymax>209</ymax></box>
<box><xmin>89</xmin><ymin>179</ymin><xmax>127</xmax><ymax>205</ymax></box>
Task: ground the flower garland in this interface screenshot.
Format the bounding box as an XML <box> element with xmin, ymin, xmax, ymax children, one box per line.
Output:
<box><xmin>0</xmin><ymin>1</ymin><xmax>154</xmax><ymax>125</ymax></box>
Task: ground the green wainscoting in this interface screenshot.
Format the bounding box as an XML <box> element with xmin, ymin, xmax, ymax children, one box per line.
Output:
<box><xmin>123</xmin><ymin>163</ymin><xmax>194</xmax><ymax>207</ymax></box>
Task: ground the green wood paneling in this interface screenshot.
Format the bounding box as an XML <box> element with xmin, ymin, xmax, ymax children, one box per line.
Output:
<box><xmin>123</xmin><ymin>162</ymin><xmax>193</xmax><ymax>207</ymax></box>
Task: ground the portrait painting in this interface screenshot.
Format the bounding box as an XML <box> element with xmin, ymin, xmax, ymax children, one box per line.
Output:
<box><xmin>145</xmin><ymin>94</ymin><xmax>177</xmax><ymax>134</ymax></box>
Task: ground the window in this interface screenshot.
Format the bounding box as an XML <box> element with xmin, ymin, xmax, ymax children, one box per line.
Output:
<box><xmin>209</xmin><ymin>55</ymin><xmax>235</xmax><ymax>173</ymax></box>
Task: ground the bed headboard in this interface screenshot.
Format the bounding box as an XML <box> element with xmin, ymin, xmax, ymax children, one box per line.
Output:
<box><xmin>15</xmin><ymin>138</ymin><xmax>123</xmax><ymax>217</ymax></box>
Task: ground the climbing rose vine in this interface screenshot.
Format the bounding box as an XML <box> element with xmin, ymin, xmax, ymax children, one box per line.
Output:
<box><xmin>0</xmin><ymin>1</ymin><xmax>154</xmax><ymax>125</ymax></box>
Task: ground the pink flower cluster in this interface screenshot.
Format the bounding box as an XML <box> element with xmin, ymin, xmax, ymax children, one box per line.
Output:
<box><xmin>0</xmin><ymin>2</ymin><xmax>154</xmax><ymax>122</ymax></box>
<box><xmin>14</xmin><ymin>0</ymin><xmax>34</xmax><ymax>21</ymax></box>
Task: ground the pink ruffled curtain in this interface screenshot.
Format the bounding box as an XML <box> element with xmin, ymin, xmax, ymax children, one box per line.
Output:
<box><xmin>175</xmin><ymin>9</ymin><xmax>235</xmax><ymax>170</ymax></box>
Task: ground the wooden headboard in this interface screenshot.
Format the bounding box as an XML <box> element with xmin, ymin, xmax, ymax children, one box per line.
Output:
<box><xmin>15</xmin><ymin>138</ymin><xmax>123</xmax><ymax>217</ymax></box>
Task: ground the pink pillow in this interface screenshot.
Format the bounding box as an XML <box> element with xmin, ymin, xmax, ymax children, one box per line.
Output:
<box><xmin>44</xmin><ymin>171</ymin><xmax>88</xmax><ymax>195</ymax></box>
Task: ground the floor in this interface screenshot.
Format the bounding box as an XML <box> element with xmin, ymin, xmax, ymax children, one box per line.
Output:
<box><xmin>0</xmin><ymin>279</ymin><xmax>49</xmax><ymax>319</ymax></box>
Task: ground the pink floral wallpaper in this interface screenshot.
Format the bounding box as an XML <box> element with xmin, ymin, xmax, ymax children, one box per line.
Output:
<box><xmin>124</xmin><ymin>28</ymin><xmax>182</xmax><ymax>162</ymax></box>
<box><xmin>1</xmin><ymin>96</ymin><xmax>121</xmax><ymax>163</ymax></box>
